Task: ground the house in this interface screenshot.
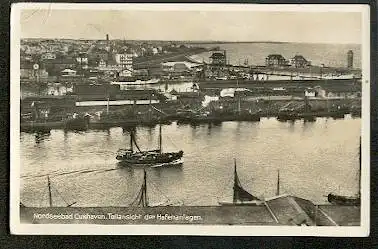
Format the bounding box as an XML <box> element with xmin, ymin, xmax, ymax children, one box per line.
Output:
<box><xmin>161</xmin><ymin>61</ymin><xmax>200</xmax><ymax>72</ymax></box>
<box><xmin>76</xmin><ymin>53</ymin><xmax>89</xmax><ymax>66</ymax></box>
<box><xmin>265</xmin><ymin>54</ymin><xmax>288</xmax><ymax>67</ymax></box>
<box><xmin>152</xmin><ymin>47</ymin><xmax>159</xmax><ymax>55</ymax></box>
<box><xmin>119</xmin><ymin>68</ymin><xmax>133</xmax><ymax>77</ymax></box>
<box><xmin>210</xmin><ymin>52</ymin><xmax>226</xmax><ymax>65</ymax></box>
<box><xmin>173</xmin><ymin>63</ymin><xmax>189</xmax><ymax>73</ymax></box>
<box><xmin>43</xmin><ymin>58</ymin><xmax>76</xmax><ymax>76</ymax></box>
<box><xmin>61</xmin><ymin>69</ymin><xmax>77</xmax><ymax>77</ymax></box>
<box><xmin>20</xmin><ymin>62</ymin><xmax>49</xmax><ymax>79</ymax></box>
<box><xmin>40</xmin><ymin>52</ymin><xmax>56</xmax><ymax>60</ymax></box>
<box><xmin>290</xmin><ymin>55</ymin><xmax>311</xmax><ymax>68</ymax></box>
<box><xmin>115</xmin><ymin>53</ymin><xmax>133</xmax><ymax>76</ymax></box>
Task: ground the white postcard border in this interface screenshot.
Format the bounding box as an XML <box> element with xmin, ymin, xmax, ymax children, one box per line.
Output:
<box><xmin>10</xmin><ymin>3</ymin><xmax>370</xmax><ymax>236</ymax></box>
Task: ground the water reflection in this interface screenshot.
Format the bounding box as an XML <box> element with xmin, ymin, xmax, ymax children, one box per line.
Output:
<box><xmin>34</xmin><ymin>131</ymin><xmax>51</xmax><ymax>144</ymax></box>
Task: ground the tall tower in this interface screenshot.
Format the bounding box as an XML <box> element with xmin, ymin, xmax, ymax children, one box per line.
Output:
<box><xmin>347</xmin><ymin>50</ymin><xmax>353</xmax><ymax>69</ymax></box>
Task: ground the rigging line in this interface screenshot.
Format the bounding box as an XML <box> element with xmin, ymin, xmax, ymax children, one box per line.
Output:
<box><xmin>129</xmin><ymin>190</ymin><xmax>140</xmax><ymax>207</ymax></box>
<box><xmin>50</xmin><ymin>184</ymin><xmax>71</xmax><ymax>207</ymax></box>
<box><xmin>51</xmin><ymin>177</ymin><xmax>78</xmax><ymax>203</ymax></box>
<box><xmin>21</xmin><ymin>167</ymin><xmax>121</xmax><ymax>180</ymax></box>
<box><xmin>147</xmin><ymin>178</ymin><xmax>171</xmax><ymax>203</ymax></box>
<box><xmin>130</xmin><ymin>184</ymin><xmax>144</xmax><ymax>206</ymax></box>
<box><xmin>166</xmin><ymin>134</ymin><xmax>178</xmax><ymax>149</ymax></box>
<box><xmin>39</xmin><ymin>182</ymin><xmax>48</xmax><ymax>207</ymax></box>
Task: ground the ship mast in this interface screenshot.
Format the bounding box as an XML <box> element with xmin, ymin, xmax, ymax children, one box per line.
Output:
<box><xmin>233</xmin><ymin>159</ymin><xmax>238</xmax><ymax>203</ymax></box>
<box><xmin>138</xmin><ymin>170</ymin><xmax>148</xmax><ymax>207</ymax></box>
<box><xmin>47</xmin><ymin>175</ymin><xmax>52</xmax><ymax>207</ymax></box>
<box><xmin>276</xmin><ymin>170</ymin><xmax>280</xmax><ymax>196</ymax></box>
<box><xmin>130</xmin><ymin>131</ymin><xmax>133</xmax><ymax>152</ymax></box>
<box><xmin>158</xmin><ymin>124</ymin><xmax>162</xmax><ymax>154</ymax></box>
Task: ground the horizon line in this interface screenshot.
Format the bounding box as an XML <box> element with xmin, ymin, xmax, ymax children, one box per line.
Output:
<box><xmin>20</xmin><ymin>38</ymin><xmax>361</xmax><ymax>45</ymax></box>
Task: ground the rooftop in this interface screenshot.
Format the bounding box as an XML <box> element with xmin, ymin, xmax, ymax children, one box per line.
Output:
<box><xmin>210</xmin><ymin>52</ymin><xmax>226</xmax><ymax>59</ymax></box>
<box><xmin>266</xmin><ymin>54</ymin><xmax>286</xmax><ymax>60</ymax></box>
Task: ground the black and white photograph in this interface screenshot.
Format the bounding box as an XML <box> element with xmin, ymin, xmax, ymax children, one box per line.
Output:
<box><xmin>10</xmin><ymin>3</ymin><xmax>370</xmax><ymax>236</ymax></box>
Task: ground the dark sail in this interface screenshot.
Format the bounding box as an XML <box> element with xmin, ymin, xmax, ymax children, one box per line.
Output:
<box><xmin>233</xmin><ymin>160</ymin><xmax>260</xmax><ymax>203</ymax></box>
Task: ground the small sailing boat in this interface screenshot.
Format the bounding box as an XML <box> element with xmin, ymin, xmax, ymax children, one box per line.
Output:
<box><xmin>219</xmin><ymin>159</ymin><xmax>263</xmax><ymax>206</ymax></box>
<box><xmin>116</xmin><ymin>125</ymin><xmax>183</xmax><ymax>166</ymax></box>
<box><xmin>129</xmin><ymin>169</ymin><xmax>182</xmax><ymax>207</ymax></box>
<box><xmin>327</xmin><ymin>138</ymin><xmax>361</xmax><ymax>206</ymax></box>
<box><xmin>46</xmin><ymin>175</ymin><xmax>76</xmax><ymax>207</ymax></box>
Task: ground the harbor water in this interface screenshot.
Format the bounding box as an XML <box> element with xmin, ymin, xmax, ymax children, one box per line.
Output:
<box><xmin>192</xmin><ymin>42</ymin><xmax>361</xmax><ymax>68</ymax></box>
<box><xmin>20</xmin><ymin>116</ymin><xmax>361</xmax><ymax>207</ymax></box>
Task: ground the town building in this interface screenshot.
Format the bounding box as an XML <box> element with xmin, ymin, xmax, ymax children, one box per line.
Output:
<box><xmin>210</xmin><ymin>51</ymin><xmax>227</xmax><ymax>66</ymax></box>
<box><xmin>40</xmin><ymin>52</ymin><xmax>56</xmax><ymax>60</ymax></box>
<box><xmin>265</xmin><ymin>54</ymin><xmax>288</xmax><ymax>67</ymax></box>
<box><xmin>20</xmin><ymin>61</ymin><xmax>48</xmax><ymax>79</ymax></box>
<box><xmin>76</xmin><ymin>53</ymin><xmax>89</xmax><ymax>66</ymax></box>
<box><xmin>43</xmin><ymin>57</ymin><xmax>76</xmax><ymax>76</ymax></box>
<box><xmin>61</xmin><ymin>69</ymin><xmax>77</xmax><ymax>77</ymax></box>
<box><xmin>115</xmin><ymin>53</ymin><xmax>134</xmax><ymax>77</ymax></box>
<box><xmin>290</xmin><ymin>55</ymin><xmax>311</xmax><ymax>68</ymax></box>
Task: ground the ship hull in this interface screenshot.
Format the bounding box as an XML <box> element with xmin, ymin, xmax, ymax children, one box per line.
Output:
<box><xmin>327</xmin><ymin>193</ymin><xmax>360</xmax><ymax>206</ymax></box>
<box><xmin>20</xmin><ymin>117</ymin><xmax>89</xmax><ymax>132</ymax></box>
<box><xmin>116</xmin><ymin>151</ymin><xmax>184</xmax><ymax>165</ymax></box>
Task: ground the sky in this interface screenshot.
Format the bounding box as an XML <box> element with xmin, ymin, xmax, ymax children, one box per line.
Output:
<box><xmin>20</xmin><ymin>7</ymin><xmax>363</xmax><ymax>44</ymax></box>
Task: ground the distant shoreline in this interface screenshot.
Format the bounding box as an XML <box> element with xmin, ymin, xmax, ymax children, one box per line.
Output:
<box><xmin>19</xmin><ymin>38</ymin><xmax>361</xmax><ymax>46</ymax></box>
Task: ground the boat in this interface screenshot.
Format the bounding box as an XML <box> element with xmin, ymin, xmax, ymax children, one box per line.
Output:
<box><xmin>20</xmin><ymin>113</ymin><xmax>89</xmax><ymax>132</ymax></box>
<box><xmin>32</xmin><ymin>175</ymin><xmax>77</xmax><ymax>207</ymax></box>
<box><xmin>327</xmin><ymin>138</ymin><xmax>361</xmax><ymax>206</ymax></box>
<box><xmin>111</xmin><ymin>78</ymin><xmax>161</xmax><ymax>89</ymax></box>
<box><xmin>327</xmin><ymin>193</ymin><xmax>360</xmax><ymax>206</ymax></box>
<box><xmin>219</xmin><ymin>159</ymin><xmax>263</xmax><ymax>206</ymax></box>
<box><xmin>129</xmin><ymin>169</ymin><xmax>182</xmax><ymax>207</ymax></box>
<box><xmin>116</xmin><ymin>125</ymin><xmax>184</xmax><ymax>165</ymax></box>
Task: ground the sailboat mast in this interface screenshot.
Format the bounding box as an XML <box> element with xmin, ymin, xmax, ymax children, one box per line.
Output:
<box><xmin>143</xmin><ymin>170</ymin><xmax>148</xmax><ymax>207</ymax></box>
<box><xmin>276</xmin><ymin>170</ymin><xmax>280</xmax><ymax>196</ymax></box>
<box><xmin>130</xmin><ymin>131</ymin><xmax>133</xmax><ymax>152</ymax></box>
<box><xmin>233</xmin><ymin>159</ymin><xmax>237</xmax><ymax>203</ymax></box>
<box><xmin>159</xmin><ymin>124</ymin><xmax>162</xmax><ymax>153</ymax></box>
<box><xmin>47</xmin><ymin>176</ymin><xmax>52</xmax><ymax>207</ymax></box>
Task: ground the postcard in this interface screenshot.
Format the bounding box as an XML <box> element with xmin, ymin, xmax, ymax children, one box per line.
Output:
<box><xmin>10</xmin><ymin>3</ymin><xmax>370</xmax><ymax>236</ymax></box>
